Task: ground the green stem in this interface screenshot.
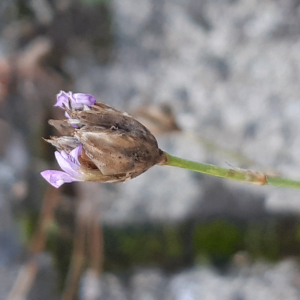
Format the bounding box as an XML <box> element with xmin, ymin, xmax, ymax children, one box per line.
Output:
<box><xmin>165</xmin><ymin>153</ymin><xmax>300</xmax><ymax>189</ymax></box>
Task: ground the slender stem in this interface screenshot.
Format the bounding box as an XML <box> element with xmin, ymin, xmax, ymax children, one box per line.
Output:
<box><xmin>265</xmin><ymin>176</ymin><xmax>300</xmax><ymax>189</ymax></box>
<box><xmin>165</xmin><ymin>153</ymin><xmax>300</xmax><ymax>189</ymax></box>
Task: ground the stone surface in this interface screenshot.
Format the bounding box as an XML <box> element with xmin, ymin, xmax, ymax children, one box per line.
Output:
<box><xmin>3</xmin><ymin>0</ymin><xmax>300</xmax><ymax>298</ymax></box>
<box><xmin>95</xmin><ymin>260</ymin><xmax>300</xmax><ymax>300</ymax></box>
<box><xmin>0</xmin><ymin>264</ymin><xmax>21</xmax><ymax>299</ymax></box>
<box><xmin>167</xmin><ymin>259</ymin><xmax>300</xmax><ymax>300</ymax></box>
<box><xmin>72</xmin><ymin>0</ymin><xmax>300</xmax><ymax>222</ymax></box>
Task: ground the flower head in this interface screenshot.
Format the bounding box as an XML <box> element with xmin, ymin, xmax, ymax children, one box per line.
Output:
<box><xmin>41</xmin><ymin>91</ymin><xmax>167</xmax><ymax>188</ymax></box>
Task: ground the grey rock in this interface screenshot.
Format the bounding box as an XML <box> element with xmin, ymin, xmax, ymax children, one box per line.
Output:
<box><xmin>166</xmin><ymin>259</ymin><xmax>300</xmax><ymax>300</ymax></box>
<box><xmin>68</xmin><ymin>0</ymin><xmax>300</xmax><ymax>222</ymax></box>
<box><xmin>130</xmin><ymin>269</ymin><xmax>167</xmax><ymax>300</ymax></box>
<box><xmin>0</xmin><ymin>264</ymin><xmax>20</xmax><ymax>300</ymax></box>
<box><xmin>99</xmin><ymin>273</ymin><xmax>128</xmax><ymax>300</ymax></box>
<box><xmin>88</xmin><ymin>260</ymin><xmax>300</xmax><ymax>300</ymax></box>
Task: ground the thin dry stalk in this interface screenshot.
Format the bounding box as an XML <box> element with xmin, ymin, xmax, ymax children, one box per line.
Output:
<box><xmin>61</xmin><ymin>201</ymin><xmax>88</xmax><ymax>300</ymax></box>
<box><xmin>30</xmin><ymin>187</ymin><xmax>60</xmax><ymax>253</ymax></box>
<box><xmin>81</xmin><ymin>202</ymin><xmax>103</xmax><ymax>300</ymax></box>
<box><xmin>7</xmin><ymin>187</ymin><xmax>60</xmax><ymax>300</ymax></box>
<box><xmin>6</xmin><ymin>259</ymin><xmax>38</xmax><ymax>300</ymax></box>
<box><xmin>62</xmin><ymin>199</ymin><xmax>104</xmax><ymax>300</ymax></box>
<box><xmin>87</xmin><ymin>206</ymin><xmax>103</xmax><ymax>274</ymax></box>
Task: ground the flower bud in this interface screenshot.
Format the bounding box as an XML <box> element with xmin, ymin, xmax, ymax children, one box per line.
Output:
<box><xmin>41</xmin><ymin>91</ymin><xmax>167</xmax><ymax>187</ymax></box>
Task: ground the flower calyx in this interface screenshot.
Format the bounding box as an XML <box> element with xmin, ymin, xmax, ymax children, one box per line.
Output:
<box><xmin>41</xmin><ymin>91</ymin><xmax>167</xmax><ymax>188</ymax></box>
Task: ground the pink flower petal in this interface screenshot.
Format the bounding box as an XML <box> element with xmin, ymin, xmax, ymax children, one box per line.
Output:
<box><xmin>70</xmin><ymin>144</ymin><xmax>82</xmax><ymax>165</ymax></box>
<box><xmin>41</xmin><ymin>170</ymin><xmax>76</xmax><ymax>188</ymax></box>
<box><xmin>55</xmin><ymin>91</ymin><xmax>96</xmax><ymax>110</ymax></box>
<box><xmin>55</xmin><ymin>151</ymin><xmax>82</xmax><ymax>179</ymax></box>
<box><xmin>72</xmin><ymin>93</ymin><xmax>96</xmax><ymax>107</ymax></box>
<box><xmin>55</xmin><ymin>91</ymin><xmax>71</xmax><ymax>108</ymax></box>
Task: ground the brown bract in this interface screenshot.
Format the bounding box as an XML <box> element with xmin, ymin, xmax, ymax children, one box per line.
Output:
<box><xmin>47</xmin><ymin>103</ymin><xmax>167</xmax><ymax>182</ymax></box>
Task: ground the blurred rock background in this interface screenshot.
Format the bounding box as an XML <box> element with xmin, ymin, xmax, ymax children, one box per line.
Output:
<box><xmin>1</xmin><ymin>0</ymin><xmax>300</xmax><ymax>299</ymax></box>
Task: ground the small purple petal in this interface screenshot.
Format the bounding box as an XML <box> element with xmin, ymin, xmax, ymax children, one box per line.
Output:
<box><xmin>55</xmin><ymin>150</ymin><xmax>82</xmax><ymax>179</ymax></box>
<box><xmin>72</xmin><ymin>93</ymin><xmax>96</xmax><ymax>108</ymax></box>
<box><xmin>55</xmin><ymin>91</ymin><xmax>71</xmax><ymax>108</ymax></box>
<box><xmin>54</xmin><ymin>91</ymin><xmax>96</xmax><ymax>116</ymax></box>
<box><xmin>41</xmin><ymin>170</ymin><xmax>77</xmax><ymax>188</ymax></box>
<box><xmin>69</xmin><ymin>144</ymin><xmax>82</xmax><ymax>165</ymax></box>
<box><xmin>41</xmin><ymin>145</ymin><xmax>84</xmax><ymax>188</ymax></box>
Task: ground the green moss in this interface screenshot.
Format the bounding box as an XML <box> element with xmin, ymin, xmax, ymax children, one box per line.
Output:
<box><xmin>193</xmin><ymin>220</ymin><xmax>242</xmax><ymax>265</ymax></box>
<box><xmin>244</xmin><ymin>221</ymin><xmax>280</xmax><ymax>261</ymax></box>
<box><xmin>104</xmin><ymin>226</ymin><xmax>163</xmax><ymax>269</ymax></box>
<box><xmin>15</xmin><ymin>0</ymin><xmax>34</xmax><ymax>19</ymax></box>
<box><xmin>81</xmin><ymin>0</ymin><xmax>110</xmax><ymax>6</ymax></box>
<box><xmin>17</xmin><ymin>211</ymin><xmax>40</xmax><ymax>242</ymax></box>
<box><xmin>47</xmin><ymin>234</ymin><xmax>73</xmax><ymax>291</ymax></box>
<box><xmin>18</xmin><ymin>207</ymin><xmax>300</xmax><ymax>289</ymax></box>
<box><xmin>164</xmin><ymin>226</ymin><xmax>183</xmax><ymax>258</ymax></box>
<box><xmin>103</xmin><ymin>224</ymin><xmax>187</xmax><ymax>270</ymax></box>
<box><xmin>103</xmin><ymin>218</ymin><xmax>300</xmax><ymax>270</ymax></box>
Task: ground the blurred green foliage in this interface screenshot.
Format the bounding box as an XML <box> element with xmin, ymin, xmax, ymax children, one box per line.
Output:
<box><xmin>244</xmin><ymin>221</ymin><xmax>280</xmax><ymax>261</ymax></box>
<box><xmin>47</xmin><ymin>233</ymin><xmax>74</xmax><ymax>291</ymax></box>
<box><xmin>81</xmin><ymin>0</ymin><xmax>110</xmax><ymax>6</ymax></box>
<box><xmin>18</xmin><ymin>211</ymin><xmax>40</xmax><ymax>242</ymax></box>
<box><xmin>193</xmin><ymin>220</ymin><xmax>242</xmax><ymax>266</ymax></box>
<box><xmin>103</xmin><ymin>225</ymin><xmax>185</xmax><ymax>271</ymax></box>
<box><xmin>19</xmin><ymin>213</ymin><xmax>300</xmax><ymax>289</ymax></box>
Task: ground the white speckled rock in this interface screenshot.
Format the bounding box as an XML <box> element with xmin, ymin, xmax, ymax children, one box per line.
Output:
<box><xmin>96</xmin><ymin>260</ymin><xmax>300</xmax><ymax>300</ymax></box>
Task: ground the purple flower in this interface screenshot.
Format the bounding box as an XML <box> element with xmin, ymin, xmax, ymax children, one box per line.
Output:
<box><xmin>41</xmin><ymin>91</ymin><xmax>167</xmax><ymax>187</ymax></box>
<box><xmin>55</xmin><ymin>91</ymin><xmax>96</xmax><ymax>110</ymax></box>
<box><xmin>71</xmin><ymin>93</ymin><xmax>96</xmax><ymax>109</ymax></box>
<box><xmin>41</xmin><ymin>145</ymin><xmax>84</xmax><ymax>188</ymax></box>
<box><xmin>54</xmin><ymin>91</ymin><xmax>72</xmax><ymax>109</ymax></box>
